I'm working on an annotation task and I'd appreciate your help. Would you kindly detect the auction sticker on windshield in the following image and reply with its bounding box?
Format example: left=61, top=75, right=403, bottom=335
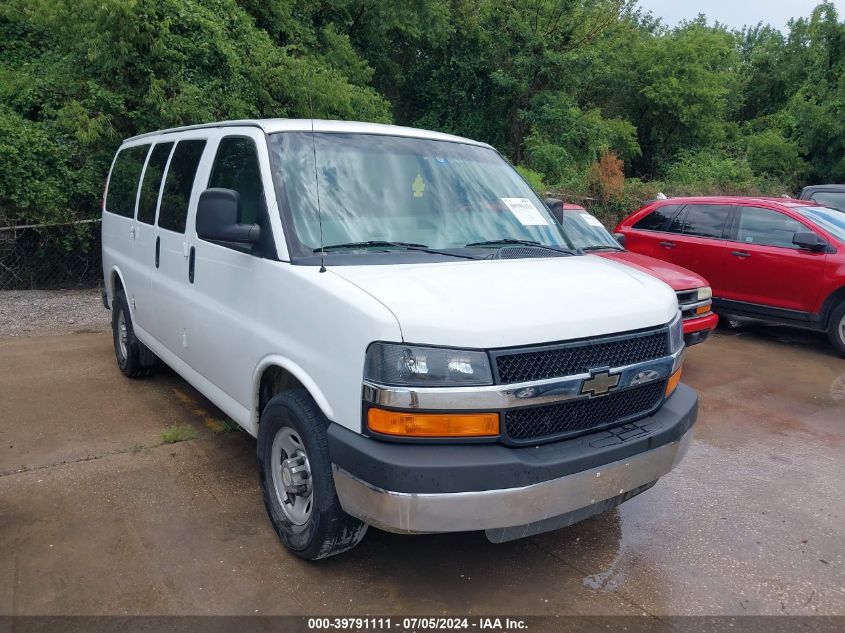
left=580, top=212, right=604, bottom=227
left=501, top=198, right=549, bottom=226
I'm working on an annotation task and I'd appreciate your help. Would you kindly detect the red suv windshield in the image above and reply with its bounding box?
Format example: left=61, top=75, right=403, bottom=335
left=795, top=206, right=845, bottom=242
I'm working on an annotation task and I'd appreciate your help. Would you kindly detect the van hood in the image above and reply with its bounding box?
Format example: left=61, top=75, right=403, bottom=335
left=329, top=256, right=678, bottom=349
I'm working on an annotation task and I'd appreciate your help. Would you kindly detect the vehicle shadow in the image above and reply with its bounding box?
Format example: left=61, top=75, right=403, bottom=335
left=712, top=317, right=839, bottom=359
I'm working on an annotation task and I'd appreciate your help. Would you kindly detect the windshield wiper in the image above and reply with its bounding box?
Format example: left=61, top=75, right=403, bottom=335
left=581, top=245, right=623, bottom=252
left=317, top=240, right=427, bottom=251
left=464, top=239, right=580, bottom=255
left=315, top=241, right=479, bottom=260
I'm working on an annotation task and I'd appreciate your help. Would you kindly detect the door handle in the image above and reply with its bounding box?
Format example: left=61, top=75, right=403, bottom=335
left=731, top=250, right=751, bottom=258
left=659, top=241, right=676, bottom=248
left=188, top=246, right=196, bottom=283
left=155, top=236, right=160, bottom=268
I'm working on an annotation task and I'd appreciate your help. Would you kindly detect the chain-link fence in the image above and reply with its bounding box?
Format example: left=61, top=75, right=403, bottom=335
left=0, top=220, right=102, bottom=290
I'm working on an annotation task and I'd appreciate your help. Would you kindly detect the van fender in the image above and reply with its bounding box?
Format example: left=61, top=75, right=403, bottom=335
left=251, top=355, right=335, bottom=428
left=107, top=266, right=131, bottom=316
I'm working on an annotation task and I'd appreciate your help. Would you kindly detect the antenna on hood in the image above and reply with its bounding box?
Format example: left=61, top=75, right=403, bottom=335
left=307, top=79, right=327, bottom=273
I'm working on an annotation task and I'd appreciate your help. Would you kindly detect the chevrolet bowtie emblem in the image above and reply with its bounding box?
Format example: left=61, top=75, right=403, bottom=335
left=580, top=370, right=620, bottom=397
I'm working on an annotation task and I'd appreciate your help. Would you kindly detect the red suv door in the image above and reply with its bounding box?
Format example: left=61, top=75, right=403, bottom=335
left=621, top=203, right=683, bottom=259
left=658, top=204, right=734, bottom=292
left=720, top=205, right=827, bottom=312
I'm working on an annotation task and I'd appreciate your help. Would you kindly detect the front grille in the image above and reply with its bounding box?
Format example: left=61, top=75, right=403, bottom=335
left=675, top=289, right=698, bottom=305
left=494, top=329, right=668, bottom=384
left=505, top=380, right=666, bottom=443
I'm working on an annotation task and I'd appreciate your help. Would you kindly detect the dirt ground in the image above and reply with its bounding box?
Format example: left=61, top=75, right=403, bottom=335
left=1, top=313, right=844, bottom=617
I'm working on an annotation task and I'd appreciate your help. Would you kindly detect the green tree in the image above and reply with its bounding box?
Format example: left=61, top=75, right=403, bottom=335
left=0, top=0, right=390, bottom=225
left=632, top=18, right=741, bottom=174
left=782, top=3, right=845, bottom=182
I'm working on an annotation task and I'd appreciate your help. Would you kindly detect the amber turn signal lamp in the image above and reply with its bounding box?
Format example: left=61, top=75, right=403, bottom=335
left=695, top=303, right=712, bottom=315
left=665, top=367, right=683, bottom=397
left=367, top=408, right=499, bottom=437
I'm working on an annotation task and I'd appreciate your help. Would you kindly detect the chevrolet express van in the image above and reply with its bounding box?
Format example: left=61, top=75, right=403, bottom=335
left=101, top=119, right=698, bottom=559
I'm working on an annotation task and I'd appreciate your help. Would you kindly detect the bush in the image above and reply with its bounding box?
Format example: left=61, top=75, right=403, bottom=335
left=663, top=149, right=755, bottom=191
left=515, top=165, right=547, bottom=195
left=746, top=129, right=809, bottom=189
left=587, top=151, right=625, bottom=203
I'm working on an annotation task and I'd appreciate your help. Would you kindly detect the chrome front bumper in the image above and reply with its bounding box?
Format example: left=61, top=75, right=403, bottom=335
left=332, top=426, right=693, bottom=535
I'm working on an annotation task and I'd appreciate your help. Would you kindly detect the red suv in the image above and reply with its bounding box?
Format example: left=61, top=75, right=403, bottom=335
left=615, top=196, right=845, bottom=355
left=546, top=200, right=718, bottom=345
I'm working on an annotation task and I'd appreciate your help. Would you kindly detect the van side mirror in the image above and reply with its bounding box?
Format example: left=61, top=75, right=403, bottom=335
left=196, top=188, right=261, bottom=245
left=613, top=232, right=626, bottom=247
left=792, top=231, right=827, bottom=252
left=544, top=198, right=564, bottom=225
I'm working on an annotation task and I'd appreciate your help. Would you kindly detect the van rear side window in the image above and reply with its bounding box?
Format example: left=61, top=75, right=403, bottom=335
left=137, top=142, right=174, bottom=225
left=158, top=139, right=207, bottom=233
left=106, top=145, right=149, bottom=218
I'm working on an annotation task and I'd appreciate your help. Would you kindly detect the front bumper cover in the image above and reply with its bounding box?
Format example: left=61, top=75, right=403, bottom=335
left=329, top=384, right=698, bottom=535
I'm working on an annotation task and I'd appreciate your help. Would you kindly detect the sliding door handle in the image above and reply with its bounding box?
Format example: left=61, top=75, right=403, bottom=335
left=155, top=236, right=160, bottom=268
left=188, top=246, right=196, bottom=283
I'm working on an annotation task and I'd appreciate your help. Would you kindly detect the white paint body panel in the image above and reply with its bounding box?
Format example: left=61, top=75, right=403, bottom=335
left=103, top=119, right=678, bottom=438
left=332, top=256, right=677, bottom=349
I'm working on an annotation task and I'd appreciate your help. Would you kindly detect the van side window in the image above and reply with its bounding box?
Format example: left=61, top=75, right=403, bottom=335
left=207, top=137, right=265, bottom=225
left=632, top=205, right=679, bottom=232
left=737, top=207, right=804, bottom=248
left=137, top=142, right=174, bottom=225
left=105, top=145, right=149, bottom=218
left=158, top=139, right=207, bottom=233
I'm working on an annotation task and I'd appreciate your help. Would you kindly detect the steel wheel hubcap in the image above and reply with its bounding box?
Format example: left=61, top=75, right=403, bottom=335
left=117, top=309, right=128, bottom=360
left=271, top=427, right=314, bottom=525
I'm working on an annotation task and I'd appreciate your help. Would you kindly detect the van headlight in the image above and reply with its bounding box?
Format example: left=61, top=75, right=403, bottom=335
left=665, top=312, right=685, bottom=398
left=364, top=343, right=493, bottom=387
left=668, top=312, right=684, bottom=354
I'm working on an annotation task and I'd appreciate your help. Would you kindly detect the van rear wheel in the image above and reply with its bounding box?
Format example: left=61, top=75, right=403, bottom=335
left=111, top=290, right=157, bottom=377
left=257, top=389, right=367, bottom=560
left=829, top=302, right=845, bottom=357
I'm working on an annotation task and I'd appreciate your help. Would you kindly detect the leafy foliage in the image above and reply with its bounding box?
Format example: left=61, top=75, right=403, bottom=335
left=1, top=0, right=844, bottom=228
left=0, top=0, right=389, bottom=225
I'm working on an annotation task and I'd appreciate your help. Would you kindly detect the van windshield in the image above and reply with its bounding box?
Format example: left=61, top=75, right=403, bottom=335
left=268, top=132, right=573, bottom=261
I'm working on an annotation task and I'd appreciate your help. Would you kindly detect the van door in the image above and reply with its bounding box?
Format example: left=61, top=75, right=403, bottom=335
left=183, top=131, right=277, bottom=413
left=102, top=143, right=148, bottom=308
left=151, top=137, right=208, bottom=361
left=131, top=141, right=174, bottom=335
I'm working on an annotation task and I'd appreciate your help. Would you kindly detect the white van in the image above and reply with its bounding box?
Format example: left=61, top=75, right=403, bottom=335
left=101, top=119, right=697, bottom=559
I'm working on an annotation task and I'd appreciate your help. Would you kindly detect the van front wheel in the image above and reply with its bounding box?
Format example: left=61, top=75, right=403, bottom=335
left=257, top=389, right=367, bottom=560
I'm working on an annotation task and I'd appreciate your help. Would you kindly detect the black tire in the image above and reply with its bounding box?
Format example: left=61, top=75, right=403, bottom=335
left=257, top=389, right=367, bottom=560
left=828, top=302, right=845, bottom=357
left=111, top=290, right=157, bottom=378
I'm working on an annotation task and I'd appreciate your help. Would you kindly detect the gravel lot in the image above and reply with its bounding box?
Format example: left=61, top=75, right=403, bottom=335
left=0, top=289, right=109, bottom=338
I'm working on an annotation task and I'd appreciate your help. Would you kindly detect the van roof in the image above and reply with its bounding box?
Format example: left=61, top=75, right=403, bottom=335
left=123, top=119, right=492, bottom=148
